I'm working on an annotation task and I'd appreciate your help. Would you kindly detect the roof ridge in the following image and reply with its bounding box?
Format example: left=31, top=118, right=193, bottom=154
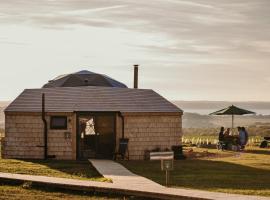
left=25, top=86, right=155, bottom=92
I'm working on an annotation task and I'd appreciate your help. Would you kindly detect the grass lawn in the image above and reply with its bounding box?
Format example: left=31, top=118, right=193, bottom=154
left=0, top=181, right=151, bottom=200
left=120, top=147, right=270, bottom=197
left=0, top=184, right=120, bottom=200
left=0, top=159, right=110, bottom=182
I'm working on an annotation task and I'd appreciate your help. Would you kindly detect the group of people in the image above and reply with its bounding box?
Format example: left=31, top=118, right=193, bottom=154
left=218, top=126, right=249, bottom=150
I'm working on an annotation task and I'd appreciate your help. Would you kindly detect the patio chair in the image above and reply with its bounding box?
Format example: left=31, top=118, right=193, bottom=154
left=114, top=138, right=129, bottom=160
left=216, top=141, right=226, bottom=151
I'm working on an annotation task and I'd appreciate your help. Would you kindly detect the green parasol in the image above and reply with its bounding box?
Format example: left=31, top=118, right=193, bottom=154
left=210, top=105, right=255, bottom=133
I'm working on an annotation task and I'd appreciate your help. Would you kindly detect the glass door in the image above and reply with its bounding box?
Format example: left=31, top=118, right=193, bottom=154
left=77, top=113, right=116, bottom=159
left=78, top=115, right=97, bottom=159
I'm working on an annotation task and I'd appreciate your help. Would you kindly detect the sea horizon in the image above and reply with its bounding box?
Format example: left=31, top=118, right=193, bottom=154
left=183, top=109, right=270, bottom=116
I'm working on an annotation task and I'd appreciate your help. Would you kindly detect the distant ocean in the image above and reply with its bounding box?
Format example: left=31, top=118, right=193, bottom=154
left=183, top=109, right=270, bottom=115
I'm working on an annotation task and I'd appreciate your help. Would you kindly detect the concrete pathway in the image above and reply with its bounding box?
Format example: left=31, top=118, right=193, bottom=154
left=89, top=159, right=161, bottom=189
left=89, top=159, right=270, bottom=200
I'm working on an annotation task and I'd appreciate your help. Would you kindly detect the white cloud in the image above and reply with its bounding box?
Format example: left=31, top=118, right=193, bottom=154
left=0, top=0, right=270, bottom=101
left=58, top=5, right=127, bottom=15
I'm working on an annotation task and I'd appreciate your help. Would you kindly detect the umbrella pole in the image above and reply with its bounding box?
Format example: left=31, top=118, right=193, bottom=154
left=232, top=114, right=234, bottom=135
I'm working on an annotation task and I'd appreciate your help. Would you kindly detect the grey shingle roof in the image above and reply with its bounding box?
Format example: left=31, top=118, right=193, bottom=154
left=43, top=70, right=127, bottom=88
left=5, top=86, right=182, bottom=113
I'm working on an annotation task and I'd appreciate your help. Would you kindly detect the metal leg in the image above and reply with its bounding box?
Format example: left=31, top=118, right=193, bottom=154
left=166, top=170, right=168, bottom=187
left=232, top=114, right=234, bottom=135
left=166, top=170, right=169, bottom=187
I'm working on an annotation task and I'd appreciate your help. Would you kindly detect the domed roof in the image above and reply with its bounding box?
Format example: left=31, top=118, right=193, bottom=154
left=42, top=70, right=127, bottom=88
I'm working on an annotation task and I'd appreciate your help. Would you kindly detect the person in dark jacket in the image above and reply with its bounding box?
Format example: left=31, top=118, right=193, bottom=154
left=238, top=127, right=246, bottom=150
left=242, top=127, right=249, bottom=147
left=219, top=127, right=225, bottom=141
left=218, top=127, right=225, bottom=150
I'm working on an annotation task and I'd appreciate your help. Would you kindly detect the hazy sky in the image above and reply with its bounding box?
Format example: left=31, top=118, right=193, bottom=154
left=1, top=0, right=270, bottom=101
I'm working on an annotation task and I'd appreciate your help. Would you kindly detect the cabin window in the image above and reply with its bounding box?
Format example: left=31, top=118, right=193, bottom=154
left=50, top=116, right=67, bottom=130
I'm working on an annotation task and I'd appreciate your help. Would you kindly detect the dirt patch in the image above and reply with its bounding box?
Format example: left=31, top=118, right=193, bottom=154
left=183, top=148, right=233, bottom=159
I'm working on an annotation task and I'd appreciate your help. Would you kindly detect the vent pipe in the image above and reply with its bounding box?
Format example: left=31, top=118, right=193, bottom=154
left=134, top=64, right=139, bottom=89
left=42, top=93, right=48, bottom=160
left=41, top=94, right=55, bottom=159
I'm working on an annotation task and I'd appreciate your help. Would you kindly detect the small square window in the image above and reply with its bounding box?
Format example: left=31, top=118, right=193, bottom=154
left=50, top=116, right=67, bottom=130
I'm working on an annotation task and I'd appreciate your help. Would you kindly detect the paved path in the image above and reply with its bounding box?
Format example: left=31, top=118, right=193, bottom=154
left=89, top=159, right=270, bottom=200
left=89, top=159, right=161, bottom=190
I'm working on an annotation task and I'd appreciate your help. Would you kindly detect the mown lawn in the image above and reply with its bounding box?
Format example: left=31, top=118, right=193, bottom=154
left=0, top=159, right=110, bottom=182
left=0, top=184, right=116, bottom=200
left=120, top=147, right=270, bottom=197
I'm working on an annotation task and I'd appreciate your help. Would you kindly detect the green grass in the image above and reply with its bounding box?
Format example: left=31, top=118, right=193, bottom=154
left=0, top=184, right=120, bottom=200
left=120, top=147, right=270, bottom=197
left=0, top=159, right=110, bottom=182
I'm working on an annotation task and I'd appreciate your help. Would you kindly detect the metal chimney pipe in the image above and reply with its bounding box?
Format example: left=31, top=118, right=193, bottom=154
left=134, top=64, right=139, bottom=89
left=42, top=93, right=48, bottom=160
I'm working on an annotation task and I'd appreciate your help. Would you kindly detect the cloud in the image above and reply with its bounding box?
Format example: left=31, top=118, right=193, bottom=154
left=166, top=0, right=214, bottom=9
left=58, top=5, right=127, bottom=15
left=1, top=1, right=270, bottom=60
left=0, top=0, right=270, bottom=101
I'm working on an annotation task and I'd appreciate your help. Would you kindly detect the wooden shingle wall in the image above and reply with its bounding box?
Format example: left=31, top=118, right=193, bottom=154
left=116, top=113, right=182, bottom=160
left=3, top=115, right=44, bottom=159
left=2, top=113, right=75, bottom=160
left=3, top=112, right=182, bottom=160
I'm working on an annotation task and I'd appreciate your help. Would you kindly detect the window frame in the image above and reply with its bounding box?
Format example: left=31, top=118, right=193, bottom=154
left=50, top=116, right=68, bottom=130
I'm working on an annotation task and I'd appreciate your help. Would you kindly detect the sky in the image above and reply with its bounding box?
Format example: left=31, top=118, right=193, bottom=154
left=0, top=0, right=270, bottom=102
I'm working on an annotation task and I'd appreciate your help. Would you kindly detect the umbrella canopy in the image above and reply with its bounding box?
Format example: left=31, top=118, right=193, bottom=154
left=210, top=105, right=255, bottom=134
left=43, top=70, right=127, bottom=88
left=210, top=105, right=255, bottom=115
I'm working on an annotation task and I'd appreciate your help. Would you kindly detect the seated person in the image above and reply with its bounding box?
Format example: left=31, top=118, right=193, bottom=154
left=239, top=127, right=248, bottom=150
left=222, top=128, right=234, bottom=150
left=218, top=127, right=227, bottom=150
left=218, top=127, right=225, bottom=141
left=224, top=128, right=231, bottom=137
left=242, top=127, right=249, bottom=145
